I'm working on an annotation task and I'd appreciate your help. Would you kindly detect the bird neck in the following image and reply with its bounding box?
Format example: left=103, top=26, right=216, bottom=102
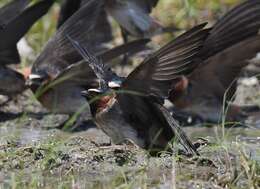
left=90, top=92, right=116, bottom=115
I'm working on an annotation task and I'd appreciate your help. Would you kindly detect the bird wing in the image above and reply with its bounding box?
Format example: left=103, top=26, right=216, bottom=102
left=193, top=35, right=260, bottom=102
left=201, top=0, right=260, bottom=59
left=121, top=23, right=209, bottom=99
left=59, top=0, right=113, bottom=42
left=53, top=37, right=150, bottom=89
left=0, top=46, right=20, bottom=65
left=187, top=0, right=260, bottom=101
left=0, top=0, right=29, bottom=27
left=56, top=0, right=81, bottom=28
left=90, top=6, right=113, bottom=44
left=32, top=0, right=104, bottom=77
left=0, top=0, right=54, bottom=65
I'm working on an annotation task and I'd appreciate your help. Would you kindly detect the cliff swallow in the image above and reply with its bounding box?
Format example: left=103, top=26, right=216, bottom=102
left=169, top=0, right=260, bottom=125
left=69, top=23, right=210, bottom=154
left=28, top=0, right=150, bottom=130
left=0, top=0, right=54, bottom=104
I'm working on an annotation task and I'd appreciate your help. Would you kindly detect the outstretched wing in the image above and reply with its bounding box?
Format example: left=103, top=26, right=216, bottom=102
left=202, top=0, right=260, bottom=59
left=32, top=0, right=103, bottom=77
left=122, top=23, right=210, bottom=98
left=191, top=35, right=260, bottom=102
left=188, top=0, right=260, bottom=102
left=57, top=0, right=113, bottom=43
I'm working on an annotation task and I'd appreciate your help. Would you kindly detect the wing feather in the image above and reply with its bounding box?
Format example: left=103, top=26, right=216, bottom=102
left=32, top=0, right=103, bottom=76
left=0, top=0, right=29, bottom=26
left=122, top=23, right=210, bottom=98
left=202, top=0, right=260, bottom=58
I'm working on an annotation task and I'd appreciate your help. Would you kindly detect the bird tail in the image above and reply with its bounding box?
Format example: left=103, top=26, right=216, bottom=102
left=157, top=104, right=199, bottom=156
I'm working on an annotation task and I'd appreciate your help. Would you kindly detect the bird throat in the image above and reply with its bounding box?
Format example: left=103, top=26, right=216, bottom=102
left=96, top=94, right=115, bottom=114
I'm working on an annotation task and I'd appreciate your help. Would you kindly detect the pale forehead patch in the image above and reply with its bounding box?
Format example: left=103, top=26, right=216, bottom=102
left=28, top=74, right=42, bottom=80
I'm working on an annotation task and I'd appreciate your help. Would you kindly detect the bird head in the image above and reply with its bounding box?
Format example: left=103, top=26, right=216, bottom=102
left=26, top=70, right=50, bottom=92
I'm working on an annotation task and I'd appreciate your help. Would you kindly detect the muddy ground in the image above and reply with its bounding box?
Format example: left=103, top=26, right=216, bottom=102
left=0, top=78, right=259, bottom=189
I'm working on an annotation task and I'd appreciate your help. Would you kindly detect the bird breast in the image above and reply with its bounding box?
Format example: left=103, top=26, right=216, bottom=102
left=95, top=97, right=145, bottom=148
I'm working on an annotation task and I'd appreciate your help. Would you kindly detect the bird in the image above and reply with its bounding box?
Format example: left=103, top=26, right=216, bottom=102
left=68, top=23, right=210, bottom=155
left=0, top=0, right=54, bottom=106
left=28, top=0, right=150, bottom=130
left=168, top=0, right=260, bottom=125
